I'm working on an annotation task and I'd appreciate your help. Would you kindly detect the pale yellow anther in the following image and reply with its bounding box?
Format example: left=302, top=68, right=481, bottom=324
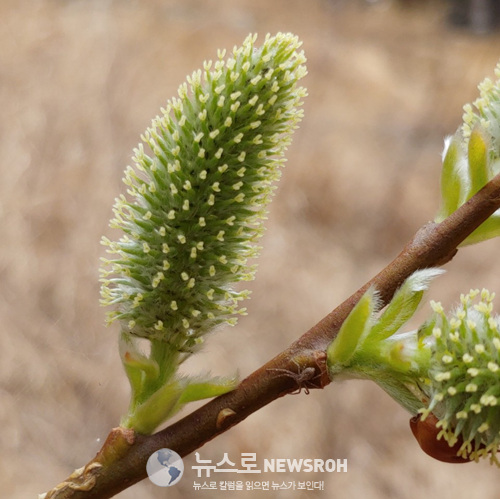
left=251, top=75, right=262, bottom=86
left=435, top=372, right=451, bottom=382
left=152, top=272, right=165, bottom=288
left=430, top=300, right=444, bottom=314
left=463, top=353, right=474, bottom=363
left=475, top=344, right=485, bottom=354
left=488, top=362, right=499, bottom=372
left=471, top=403, right=482, bottom=414
left=132, top=293, right=144, bottom=307
left=267, top=95, right=277, bottom=106
left=478, top=423, right=490, bottom=433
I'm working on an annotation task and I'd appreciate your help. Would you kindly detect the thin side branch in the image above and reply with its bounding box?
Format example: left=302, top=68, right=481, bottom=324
left=43, top=173, right=500, bottom=499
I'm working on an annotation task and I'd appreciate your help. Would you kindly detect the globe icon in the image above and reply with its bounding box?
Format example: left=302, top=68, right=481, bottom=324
left=146, top=448, right=184, bottom=486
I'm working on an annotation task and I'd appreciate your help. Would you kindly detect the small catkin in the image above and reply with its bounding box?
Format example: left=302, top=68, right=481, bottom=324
left=419, top=289, right=500, bottom=464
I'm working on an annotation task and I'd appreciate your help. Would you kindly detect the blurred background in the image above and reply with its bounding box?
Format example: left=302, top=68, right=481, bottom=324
left=2, top=0, right=500, bottom=497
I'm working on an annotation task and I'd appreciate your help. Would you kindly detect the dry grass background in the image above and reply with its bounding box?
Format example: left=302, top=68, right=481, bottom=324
left=2, top=0, right=500, bottom=497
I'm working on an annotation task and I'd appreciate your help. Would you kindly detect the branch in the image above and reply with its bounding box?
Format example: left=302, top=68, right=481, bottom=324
left=43, top=173, right=500, bottom=499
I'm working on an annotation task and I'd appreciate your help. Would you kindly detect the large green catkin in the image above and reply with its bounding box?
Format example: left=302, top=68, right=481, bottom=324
left=100, top=33, right=307, bottom=353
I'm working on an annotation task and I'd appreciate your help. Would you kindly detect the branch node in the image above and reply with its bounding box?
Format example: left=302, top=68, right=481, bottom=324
left=216, top=407, right=237, bottom=429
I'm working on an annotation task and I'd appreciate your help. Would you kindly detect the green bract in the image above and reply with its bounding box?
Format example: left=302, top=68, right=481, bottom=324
left=100, top=33, right=307, bottom=433
left=436, top=61, right=500, bottom=245
left=327, top=272, right=500, bottom=465
left=327, top=269, right=443, bottom=414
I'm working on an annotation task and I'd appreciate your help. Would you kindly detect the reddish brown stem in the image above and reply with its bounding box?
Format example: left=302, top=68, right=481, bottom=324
left=43, top=173, right=500, bottom=499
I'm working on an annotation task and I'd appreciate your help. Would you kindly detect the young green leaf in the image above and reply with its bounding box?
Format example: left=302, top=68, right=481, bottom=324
left=327, top=288, right=377, bottom=371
